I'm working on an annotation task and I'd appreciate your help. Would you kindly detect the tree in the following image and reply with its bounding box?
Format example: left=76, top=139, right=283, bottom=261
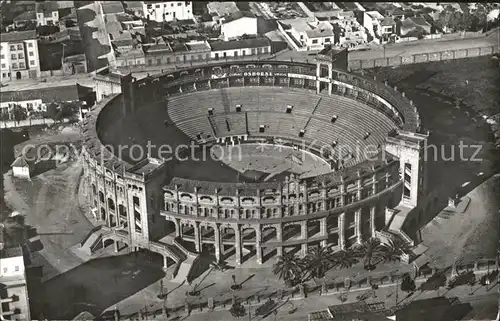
left=273, top=252, right=305, bottom=286
left=358, top=238, right=385, bottom=270
left=303, top=245, right=332, bottom=281
left=1, top=215, right=28, bottom=247
left=400, top=273, right=416, bottom=293
left=12, top=105, right=27, bottom=123
left=331, top=248, right=359, bottom=270
left=380, top=238, right=409, bottom=263
left=229, top=301, right=246, bottom=318
left=45, top=102, right=59, bottom=119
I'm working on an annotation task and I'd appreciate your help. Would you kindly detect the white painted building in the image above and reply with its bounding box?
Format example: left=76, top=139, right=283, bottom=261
left=278, top=18, right=335, bottom=51
left=36, top=1, right=60, bottom=26
left=363, top=11, right=385, bottom=37
left=143, top=1, right=194, bottom=22
left=0, top=247, right=31, bottom=320
left=0, top=98, right=44, bottom=112
left=209, top=37, right=271, bottom=59
left=0, top=30, right=41, bottom=82
left=220, top=11, right=258, bottom=41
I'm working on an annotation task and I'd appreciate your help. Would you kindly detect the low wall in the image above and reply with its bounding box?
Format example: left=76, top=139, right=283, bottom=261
left=0, top=117, right=70, bottom=129
left=349, top=45, right=499, bottom=70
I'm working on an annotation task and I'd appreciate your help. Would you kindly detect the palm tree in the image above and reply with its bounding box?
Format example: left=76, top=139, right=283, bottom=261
left=380, top=237, right=410, bottom=263
left=303, top=245, right=333, bottom=282
left=331, top=249, right=359, bottom=270
left=359, top=238, right=385, bottom=270
left=273, top=252, right=305, bottom=286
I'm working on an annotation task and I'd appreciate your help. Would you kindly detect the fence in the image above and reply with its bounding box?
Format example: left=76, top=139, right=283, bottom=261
left=0, top=117, right=70, bottom=129
left=349, top=45, right=500, bottom=70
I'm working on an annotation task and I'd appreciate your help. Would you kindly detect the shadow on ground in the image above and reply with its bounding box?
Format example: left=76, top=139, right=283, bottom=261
left=29, top=252, right=165, bottom=320
left=76, top=7, right=111, bottom=72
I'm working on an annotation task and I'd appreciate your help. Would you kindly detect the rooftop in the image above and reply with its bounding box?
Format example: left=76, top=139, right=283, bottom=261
left=0, top=246, right=23, bottom=259
left=366, top=10, right=384, bottom=20
left=124, top=1, right=143, bottom=9
left=128, top=158, right=164, bottom=176
left=0, top=30, right=37, bottom=43
left=209, top=37, right=270, bottom=51
left=0, top=85, right=80, bottom=103
left=223, top=10, right=256, bottom=24
left=410, top=16, right=431, bottom=27
left=380, top=16, right=396, bottom=26
left=101, top=1, right=124, bottom=15
left=280, top=18, right=334, bottom=38
left=13, top=11, right=36, bottom=22
left=35, top=1, right=59, bottom=13
left=207, top=2, right=240, bottom=16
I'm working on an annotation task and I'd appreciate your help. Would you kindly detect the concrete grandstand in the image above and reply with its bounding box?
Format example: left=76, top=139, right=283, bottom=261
left=80, top=46, right=429, bottom=283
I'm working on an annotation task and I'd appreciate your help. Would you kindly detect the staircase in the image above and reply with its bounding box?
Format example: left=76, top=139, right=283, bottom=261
left=80, top=226, right=104, bottom=256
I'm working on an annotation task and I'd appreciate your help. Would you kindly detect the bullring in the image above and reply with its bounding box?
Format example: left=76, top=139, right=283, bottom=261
left=82, top=48, right=428, bottom=278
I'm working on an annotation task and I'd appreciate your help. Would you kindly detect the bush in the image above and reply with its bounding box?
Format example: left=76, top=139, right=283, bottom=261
left=401, top=273, right=416, bottom=293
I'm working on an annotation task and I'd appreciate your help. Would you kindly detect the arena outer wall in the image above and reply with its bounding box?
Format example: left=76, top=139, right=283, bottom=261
left=81, top=52, right=429, bottom=273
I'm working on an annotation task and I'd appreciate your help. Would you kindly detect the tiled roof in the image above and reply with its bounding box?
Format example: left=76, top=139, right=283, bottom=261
left=0, top=246, right=23, bottom=259
left=101, top=1, right=124, bottom=15
left=207, top=2, right=240, bottom=16
left=209, top=37, right=270, bottom=51
left=13, top=11, right=36, bottom=22
left=0, top=85, right=80, bottom=103
left=11, top=156, right=30, bottom=168
left=124, top=1, right=143, bottom=9
left=411, top=16, right=431, bottom=26
left=223, top=10, right=256, bottom=24
left=380, top=17, right=395, bottom=26
left=36, top=1, right=59, bottom=14
left=0, top=30, right=37, bottom=43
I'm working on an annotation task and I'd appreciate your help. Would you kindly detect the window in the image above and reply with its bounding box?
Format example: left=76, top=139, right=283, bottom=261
left=234, top=51, right=238, bottom=56
left=0, top=54, right=4, bottom=59
left=157, top=59, right=161, bottom=65
left=1, top=64, right=5, bottom=69
left=171, top=3, right=174, bottom=6
left=30, top=60, right=35, bottom=66
left=17, top=44, right=23, bottom=50
left=11, top=54, right=16, bottom=60
left=156, top=4, right=160, bottom=8
left=10, top=45, right=15, bottom=51
left=177, top=2, right=181, bottom=6
left=312, top=39, right=318, bottom=44
left=147, top=4, right=152, bottom=9
left=15, top=266, right=19, bottom=272
left=18, top=53, right=24, bottom=59
left=263, top=47, right=268, bottom=53
left=12, top=63, right=17, bottom=69
left=166, top=57, right=171, bottom=64
left=19, top=62, right=25, bottom=68
left=29, top=51, right=34, bottom=56
left=28, top=42, right=33, bottom=48
left=148, top=59, right=152, bottom=66
left=3, top=268, right=7, bottom=273
left=325, top=38, right=331, bottom=43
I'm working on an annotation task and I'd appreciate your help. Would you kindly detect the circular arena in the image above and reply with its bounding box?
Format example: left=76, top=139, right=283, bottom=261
left=82, top=50, right=428, bottom=271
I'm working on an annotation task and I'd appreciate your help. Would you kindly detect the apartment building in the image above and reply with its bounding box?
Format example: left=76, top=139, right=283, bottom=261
left=0, top=30, right=41, bottom=82
left=363, top=11, right=396, bottom=42
left=143, top=1, right=194, bottom=22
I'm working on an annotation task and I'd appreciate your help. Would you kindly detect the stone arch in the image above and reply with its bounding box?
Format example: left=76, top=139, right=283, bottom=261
left=283, top=223, right=301, bottom=241
left=262, top=226, right=277, bottom=242
left=103, top=238, right=114, bottom=248
left=107, top=198, right=115, bottom=212
left=241, top=227, right=256, bottom=241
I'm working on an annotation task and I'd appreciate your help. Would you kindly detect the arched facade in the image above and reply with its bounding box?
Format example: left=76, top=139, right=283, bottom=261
left=82, top=57, right=428, bottom=268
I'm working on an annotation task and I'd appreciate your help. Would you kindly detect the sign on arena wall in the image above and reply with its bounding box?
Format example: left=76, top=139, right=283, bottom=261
left=243, top=71, right=275, bottom=77
left=288, top=73, right=316, bottom=80
left=211, top=73, right=228, bottom=79
left=230, top=73, right=243, bottom=77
